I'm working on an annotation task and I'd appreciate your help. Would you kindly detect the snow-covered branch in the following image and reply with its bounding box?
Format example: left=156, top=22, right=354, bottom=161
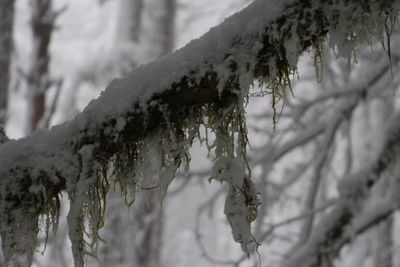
left=1, top=0, right=399, bottom=266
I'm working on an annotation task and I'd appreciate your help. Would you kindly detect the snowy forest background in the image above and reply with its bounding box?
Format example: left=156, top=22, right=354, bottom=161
left=1, top=0, right=400, bottom=267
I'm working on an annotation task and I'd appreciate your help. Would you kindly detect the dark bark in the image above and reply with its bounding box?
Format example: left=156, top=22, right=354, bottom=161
left=132, top=0, right=144, bottom=42
left=0, top=1, right=14, bottom=263
left=0, top=0, right=15, bottom=125
left=26, top=0, right=55, bottom=132
left=161, top=0, right=176, bottom=54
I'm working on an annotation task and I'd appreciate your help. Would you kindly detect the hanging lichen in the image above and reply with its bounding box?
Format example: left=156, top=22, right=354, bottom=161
left=0, top=0, right=399, bottom=266
left=209, top=91, right=260, bottom=254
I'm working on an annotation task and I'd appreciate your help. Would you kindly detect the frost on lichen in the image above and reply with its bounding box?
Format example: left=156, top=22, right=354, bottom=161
left=253, top=0, right=398, bottom=126
left=0, top=0, right=399, bottom=266
left=207, top=88, right=260, bottom=253
left=57, top=80, right=258, bottom=266
left=211, top=130, right=260, bottom=254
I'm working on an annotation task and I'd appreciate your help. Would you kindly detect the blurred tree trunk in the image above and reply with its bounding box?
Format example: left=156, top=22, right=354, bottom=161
left=117, top=0, right=143, bottom=42
left=24, top=0, right=55, bottom=133
left=371, top=99, right=394, bottom=267
left=0, top=1, right=14, bottom=265
left=0, top=0, right=15, bottom=126
left=128, top=3, right=176, bottom=266
left=373, top=218, right=393, bottom=267
left=116, top=0, right=175, bottom=61
left=338, top=84, right=395, bottom=267
left=146, top=0, right=176, bottom=57
left=95, top=1, right=176, bottom=267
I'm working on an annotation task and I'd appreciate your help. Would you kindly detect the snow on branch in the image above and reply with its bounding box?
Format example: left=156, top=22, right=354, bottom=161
left=0, top=0, right=399, bottom=266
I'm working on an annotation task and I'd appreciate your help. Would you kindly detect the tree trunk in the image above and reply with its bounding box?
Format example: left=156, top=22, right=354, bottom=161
left=0, top=1, right=14, bottom=265
left=116, top=0, right=143, bottom=42
left=0, top=0, right=15, bottom=126
left=93, top=1, right=176, bottom=267
left=25, top=0, right=54, bottom=133
left=129, top=2, right=176, bottom=267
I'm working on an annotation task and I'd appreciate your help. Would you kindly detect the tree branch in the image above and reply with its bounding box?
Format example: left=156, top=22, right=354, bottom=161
left=0, top=0, right=399, bottom=266
left=279, top=109, right=400, bottom=267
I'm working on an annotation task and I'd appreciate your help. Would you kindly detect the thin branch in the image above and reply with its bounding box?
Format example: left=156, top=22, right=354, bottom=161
left=279, top=109, right=400, bottom=267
